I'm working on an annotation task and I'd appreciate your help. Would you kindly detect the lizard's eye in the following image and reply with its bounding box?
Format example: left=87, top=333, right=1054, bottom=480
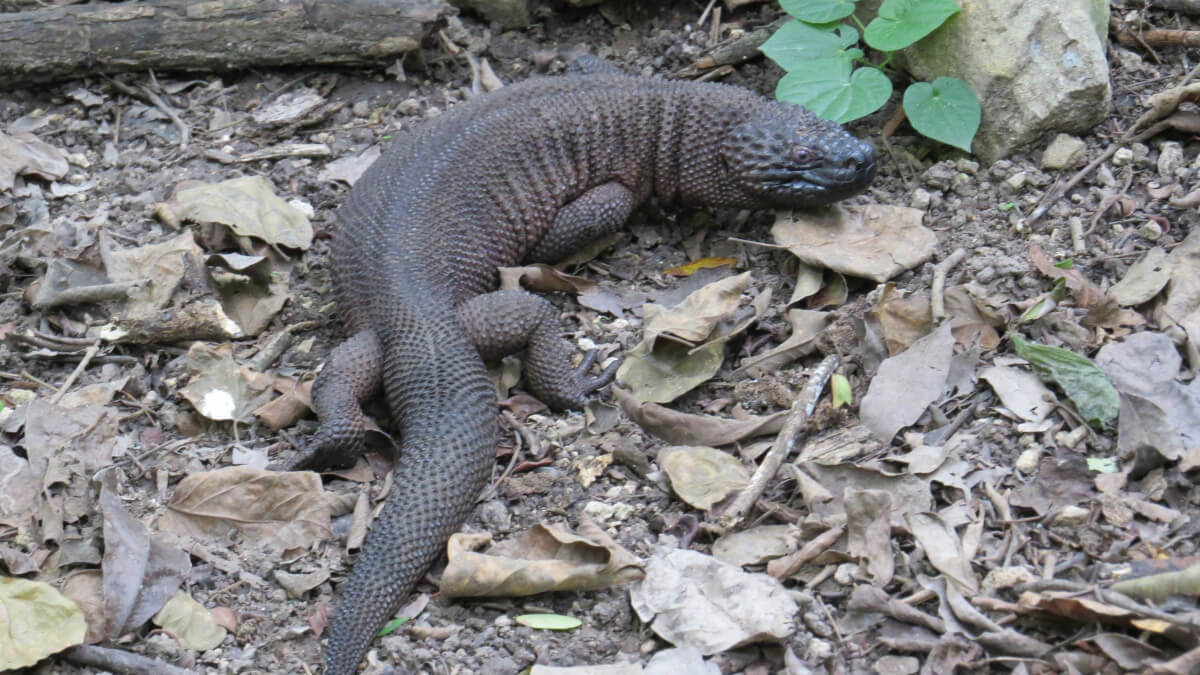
left=791, top=146, right=817, bottom=164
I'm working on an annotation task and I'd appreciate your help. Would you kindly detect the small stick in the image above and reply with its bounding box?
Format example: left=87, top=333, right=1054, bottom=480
left=930, top=248, right=967, bottom=321
left=1029, top=61, right=1200, bottom=224
left=1069, top=216, right=1085, bottom=254
left=63, top=645, right=196, bottom=675
left=31, top=279, right=144, bottom=310
left=717, top=354, right=838, bottom=532
left=106, top=77, right=190, bottom=151
left=49, top=340, right=101, bottom=405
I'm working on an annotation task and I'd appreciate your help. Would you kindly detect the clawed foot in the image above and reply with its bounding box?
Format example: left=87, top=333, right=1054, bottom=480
left=559, top=349, right=621, bottom=408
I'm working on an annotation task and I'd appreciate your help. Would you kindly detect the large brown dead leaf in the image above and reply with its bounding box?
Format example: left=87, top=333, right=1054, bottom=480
left=629, top=548, right=795, bottom=654
left=157, top=466, right=333, bottom=550
left=166, top=176, right=313, bottom=250
left=99, top=472, right=191, bottom=640
left=439, top=517, right=643, bottom=598
left=23, top=402, right=119, bottom=527
left=771, top=204, right=935, bottom=283
left=859, top=322, right=955, bottom=442
left=180, top=343, right=275, bottom=424
left=872, top=284, right=932, bottom=355
left=0, top=130, right=68, bottom=190
left=659, top=446, right=750, bottom=511
left=613, top=386, right=786, bottom=446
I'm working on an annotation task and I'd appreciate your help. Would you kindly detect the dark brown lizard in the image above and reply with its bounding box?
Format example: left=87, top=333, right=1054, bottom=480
left=296, top=59, right=876, bottom=674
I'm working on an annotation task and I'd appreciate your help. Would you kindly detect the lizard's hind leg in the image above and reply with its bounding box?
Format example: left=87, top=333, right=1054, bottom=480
left=292, top=329, right=383, bottom=470
left=458, top=290, right=616, bottom=410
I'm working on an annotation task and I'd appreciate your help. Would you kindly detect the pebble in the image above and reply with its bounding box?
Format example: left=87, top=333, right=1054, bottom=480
left=1015, top=447, right=1041, bottom=474
left=477, top=500, right=511, bottom=532
left=1041, top=133, right=1086, bottom=169
left=1004, top=171, right=1027, bottom=191
left=1111, top=147, right=1134, bottom=167
left=1157, top=141, right=1185, bottom=178
left=1051, top=505, right=1090, bottom=527
left=910, top=188, right=932, bottom=210
left=1140, top=220, right=1164, bottom=241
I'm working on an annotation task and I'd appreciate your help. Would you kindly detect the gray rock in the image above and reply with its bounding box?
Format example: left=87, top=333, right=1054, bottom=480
left=1041, top=133, right=1087, bottom=170
left=904, top=0, right=1110, bottom=163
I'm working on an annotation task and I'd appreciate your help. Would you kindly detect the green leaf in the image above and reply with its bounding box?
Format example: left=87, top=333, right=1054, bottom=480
left=778, top=62, right=891, bottom=123
left=781, top=0, right=856, bottom=23
left=1019, top=279, right=1067, bottom=323
left=0, top=577, right=87, bottom=670
left=864, top=0, right=961, bottom=51
left=831, top=373, right=853, bottom=408
left=902, top=77, right=980, bottom=152
left=760, top=20, right=862, bottom=72
left=1087, top=457, right=1119, bottom=473
left=378, top=615, right=411, bottom=636
left=514, top=613, right=582, bottom=631
left=1010, top=335, right=1119, bottom=428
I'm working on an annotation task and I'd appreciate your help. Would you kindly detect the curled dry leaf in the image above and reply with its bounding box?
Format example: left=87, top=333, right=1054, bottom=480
left=0, top=576, right=86, bottom=670
left=844, top=489, right=895, bottom=586
left=1155, top=228, right=1200, bottom=368
left=659, top=446, right=750, bottom=511
left=208, top=248, right=293, bottom=337
left=498, top=263, right=597, bottom=294
left=872, top=283, right=933, bottom=355
left=1109, top=247, right=1172, bottom=307
left=904, top=512, right=979, bottom=594
left=771, top=204, right=935, bottom=283
left=736, top=308, right=829, bottom=377
left=150, top=591, right=227, bottom=651
left=0, top=130, right=69, bottom=191
left=617, top=272, right=766, bottom=403
left=629, top=548, right=795, bottom=655
left=712, top=525, right=799, bottom=567
left=980, top=365, right=1055, bottom=425
left=318, top=145, right=382, bottom=185
left=166, top=175, right=314, bottom=250
left=439, top=517, right=643, bottom=598
left=613, top=386, right=786, bottom=446
left=156, top=466, right=333, bottom=551
left=253, top=375, right=314, bottom=431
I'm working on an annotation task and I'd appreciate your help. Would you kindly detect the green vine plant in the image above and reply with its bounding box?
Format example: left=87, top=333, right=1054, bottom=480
left=760, top=0, right=981, bottom=153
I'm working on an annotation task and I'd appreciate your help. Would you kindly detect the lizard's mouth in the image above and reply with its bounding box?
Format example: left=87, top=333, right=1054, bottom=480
left=756, top=158, right=877, bottom=204
left=749, top=140, right=877, bottom=206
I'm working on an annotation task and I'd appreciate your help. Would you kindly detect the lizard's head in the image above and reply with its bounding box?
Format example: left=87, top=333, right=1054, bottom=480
left=724, top=102, right=877, bottom=207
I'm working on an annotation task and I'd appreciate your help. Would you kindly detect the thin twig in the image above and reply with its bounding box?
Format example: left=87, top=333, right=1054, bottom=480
left=931, top=248, right=967, bottom=321
left=49, top=340, right=100, bottom=405
left=107, top=76, right=190, bottom=151
left=63, top=645, right=196, bottom=675
left=1028, top=60, right=1200, bottom=224
left=717, top=354, right=838, bottom=532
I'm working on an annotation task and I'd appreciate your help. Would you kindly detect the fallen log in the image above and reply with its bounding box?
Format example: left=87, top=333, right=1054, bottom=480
left=0, top=0, right=449, bottom=84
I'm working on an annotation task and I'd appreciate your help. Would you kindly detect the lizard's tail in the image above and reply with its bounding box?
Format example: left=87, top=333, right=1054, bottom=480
left=322, top=311, right=497, bottom=675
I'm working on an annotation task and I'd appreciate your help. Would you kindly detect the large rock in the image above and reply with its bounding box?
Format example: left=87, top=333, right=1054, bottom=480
left=904, top=0, right=1110, bottom=162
